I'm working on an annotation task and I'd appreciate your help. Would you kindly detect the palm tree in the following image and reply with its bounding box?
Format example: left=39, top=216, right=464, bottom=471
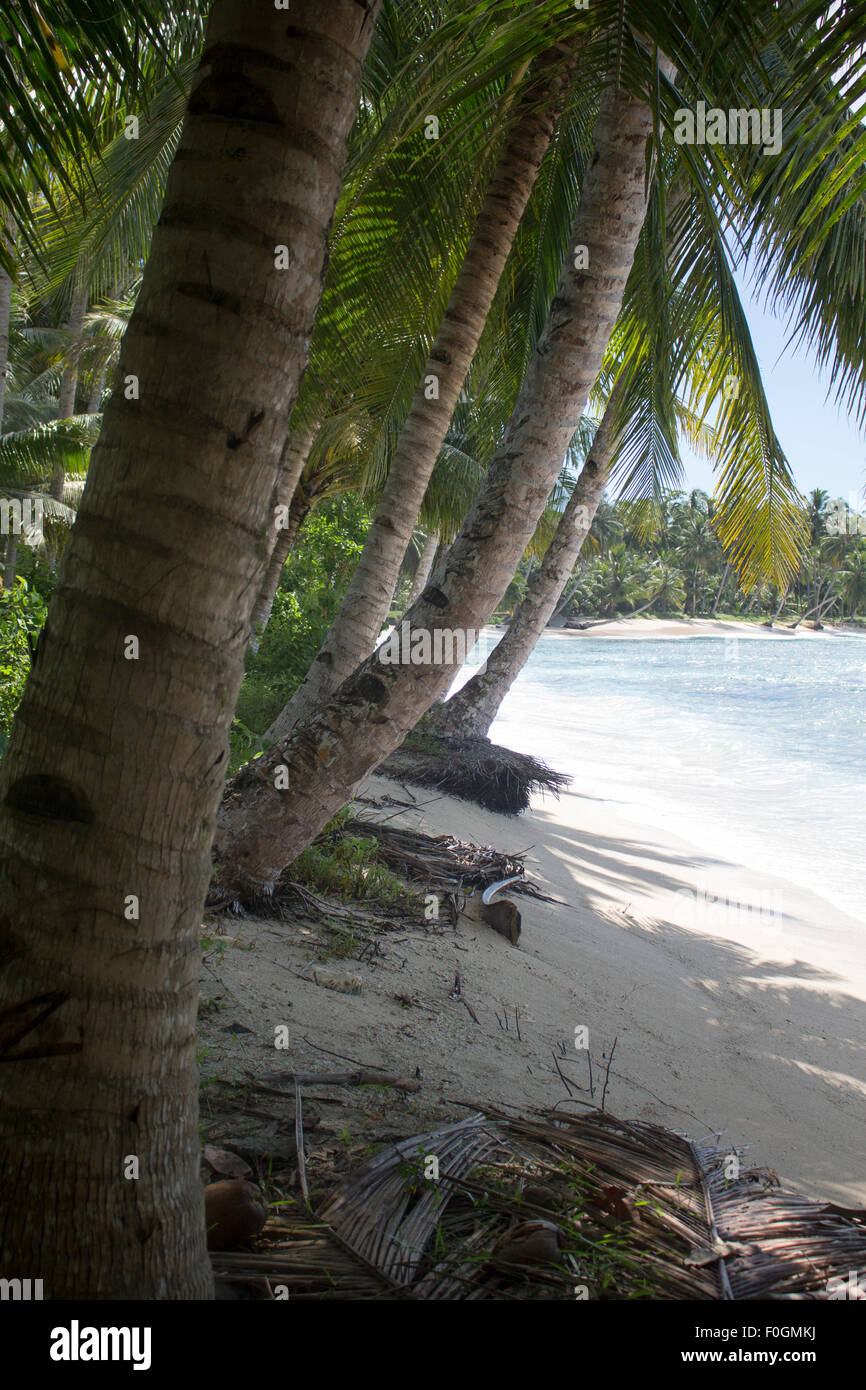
left=587, top=497, right=623, bottom=556
left=643, top=557, right=686, bottom=613
left=265, top=45, right=577, bottom=738
left=0, top=0, right=382, bottom=1300
left=217, top=0, right=866, bottom=889
left=427, top=102, right=819, bottom=741
left=838, top=545, right=866, bottom=617
left=0, top=245, right=11, bottom=428
left=807, top=488, right=830, bottom=545
left=215, top=53, right=669, bottom=897
left=672, top=502, right=720, bottom=615
left=430, top=376, right=627, bottom=738
left=404, top=530, right=442, bottom=609
left=248, top=419, right=321, bottom=647
left=3, top=0, right=864, bottom=1302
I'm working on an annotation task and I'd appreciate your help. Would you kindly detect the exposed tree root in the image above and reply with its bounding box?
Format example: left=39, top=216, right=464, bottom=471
left=378, top=731, right=571, bottom=814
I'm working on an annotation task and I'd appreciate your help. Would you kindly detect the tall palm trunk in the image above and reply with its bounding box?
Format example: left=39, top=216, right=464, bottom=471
left=249, top=421, right=319, bottom=646
left=51, top=285, right=89, bottom=504
left=0, top=236, right=11, bottom=591
left=0, top=0, right=379, bottom=1300
left=2, top=537, right=17, bottom=588
left=215, top=71, right=665, bottom=900
left=711, top=560, right=731, bottom=616
left=57, top=285, right=88, bottom=422
left=405, top=530, right=440, bottom=609
left=86, top=367, right=108, bottom=416
left=431, top=380, right=625, bottom=738
left=266, top=49, right=575, bottom=741
left=0, top=249, right=12, bottom=431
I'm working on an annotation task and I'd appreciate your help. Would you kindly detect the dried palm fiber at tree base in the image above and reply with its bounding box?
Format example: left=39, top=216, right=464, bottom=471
left=214, top=1111, right=866, bottom=1299
left=208, top=811, right=554, bottom=917
left=378, top=732, right=571, bottom=814
left=339, top=818, right=557, bottom=902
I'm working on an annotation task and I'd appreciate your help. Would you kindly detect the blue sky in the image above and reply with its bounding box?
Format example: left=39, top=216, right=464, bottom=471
left=681, top=273, right=866, bottom=507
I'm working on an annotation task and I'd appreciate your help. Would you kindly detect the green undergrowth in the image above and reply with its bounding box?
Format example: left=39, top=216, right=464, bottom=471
left=290, top=809, right=424, bottom=915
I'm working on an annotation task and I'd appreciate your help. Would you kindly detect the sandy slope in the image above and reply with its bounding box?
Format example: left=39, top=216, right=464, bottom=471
left=200, top=771, right=866, bottom=1207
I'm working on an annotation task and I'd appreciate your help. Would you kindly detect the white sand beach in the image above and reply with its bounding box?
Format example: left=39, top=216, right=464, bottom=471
left=535, top=615, right=861, bottom=639
left=202, top=769, right=866, bottom=1208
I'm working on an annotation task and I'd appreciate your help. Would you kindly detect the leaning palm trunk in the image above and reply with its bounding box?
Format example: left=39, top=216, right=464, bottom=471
left=2, top=535, right=17, bottom=588
left=266, top=50, right=574, bottom=741
left=0, top=249, right=12, bottom=430
left=215, top=73, right=663, bottom=900
left=0, top=249, right=10, bottom=588
left=86, top=366, right=108, bottom=416
left=0, top=0, right=379, bottom=1300
left=249, top=421, right=319, bottom=646
left=430, top=380, right=625, bottom=739
left=711, top=560, right=731, bottom=616
left=51, top=286, right=88, bottom=504
left=405, top=530, right=440, bottom=609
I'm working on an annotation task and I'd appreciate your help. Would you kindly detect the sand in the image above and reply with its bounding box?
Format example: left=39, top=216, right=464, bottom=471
left=544, top=615, right=859, bottom=639
left=200, top=766, right=866, bottom=1207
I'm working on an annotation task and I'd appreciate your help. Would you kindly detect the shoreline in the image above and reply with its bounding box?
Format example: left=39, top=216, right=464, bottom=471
left=482, top=615, right=866, bottom=640
left=362, top=771, right=866, bottom=1205
left=203, top=765, right=866, bottom=1211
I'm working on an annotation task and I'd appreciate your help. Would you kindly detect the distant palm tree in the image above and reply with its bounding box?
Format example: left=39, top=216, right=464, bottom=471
left=587, top=497, right=623, bottom=556
left=671, top=508, right=719, bottom=615
left=807, top=487, right=831, bottom=545
left=644, top=558, right=686, bottom=614
left=838, top=545, right=866, bottom=617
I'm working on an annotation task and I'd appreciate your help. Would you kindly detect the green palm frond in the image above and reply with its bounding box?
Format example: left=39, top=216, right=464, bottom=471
left=0, top=416, right=97, bottom=486
left=28, top=60, right=197, bottom=299
left=0, top=1, right=198, bottom=261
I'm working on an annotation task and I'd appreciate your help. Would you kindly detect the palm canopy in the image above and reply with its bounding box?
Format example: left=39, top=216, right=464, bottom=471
left=0, top=1, right=203, bottom=265
left=6, top=0, right=866, bottom=594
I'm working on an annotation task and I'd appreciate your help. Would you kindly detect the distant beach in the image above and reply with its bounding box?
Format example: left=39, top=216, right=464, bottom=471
left=492, top=614, right=866, bottom=639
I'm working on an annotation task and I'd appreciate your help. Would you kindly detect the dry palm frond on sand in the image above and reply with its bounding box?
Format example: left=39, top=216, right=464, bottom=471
left=213, top=1109, right=866, bottom=1300
left=338, top=817, right=557, bottom=902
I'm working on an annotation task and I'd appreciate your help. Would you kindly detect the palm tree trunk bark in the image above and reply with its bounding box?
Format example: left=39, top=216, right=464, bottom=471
left=0, top=0, right=379, bottom=1300
left=265, top=48, right=576, bottom=741
left=51, top=286, right=89, bottom=503
left=711, top=560, right=731, bottom=616
left=0, top=248, right=12, bottom=433
left=405, top=530, right=440, bottom=610
left=57, top=285, right=88, bottom=422
left=215, top=69, right=666, bottom=900
left=431, top=380, right=625, bottom=738
left=86, top=366, right=108, bottom=416
left=2, top=536, right=17, bottom=588
left=248, top=494, right=315, bottom=650
left=249, top=422, right=319, bottom=646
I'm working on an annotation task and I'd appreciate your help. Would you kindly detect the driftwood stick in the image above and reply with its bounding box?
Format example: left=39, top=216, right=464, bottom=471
left=257, top=1068, right=422, bottom=1092
left=552, top=1050, right=577, bottom=1097
left=294, top=1080, right=309, bottom=1207
left=458, top=995, right=480, bottom=1025
left=600, top=1036, right=618, bottom=1112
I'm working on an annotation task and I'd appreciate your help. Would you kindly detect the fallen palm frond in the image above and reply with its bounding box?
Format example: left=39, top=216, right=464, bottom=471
left=339, top=818, right=557, bottom=903
left=378, top=732, right=570, bottom=814
left=214, top=1109, right=866, bottom=1299
left=209, top=811, right=554, bottom=922
left=211, top=1208, right=403, bottom=1300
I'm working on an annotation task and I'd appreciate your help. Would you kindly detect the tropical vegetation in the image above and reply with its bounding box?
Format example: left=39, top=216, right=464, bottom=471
left=0, top=0, right=865, bottom=1301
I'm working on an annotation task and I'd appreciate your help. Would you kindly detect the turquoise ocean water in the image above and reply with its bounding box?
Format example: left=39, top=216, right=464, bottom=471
left=455, top=631, right=866, bottom=920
